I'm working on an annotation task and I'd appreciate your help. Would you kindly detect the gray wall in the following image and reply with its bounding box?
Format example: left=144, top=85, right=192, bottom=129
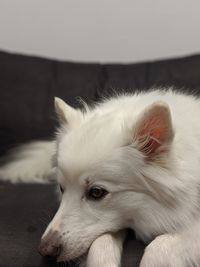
left=0, top=0, right=200, bottom=62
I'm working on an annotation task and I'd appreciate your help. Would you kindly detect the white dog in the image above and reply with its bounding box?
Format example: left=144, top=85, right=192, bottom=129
left=1, top=89, right=200, bottom=267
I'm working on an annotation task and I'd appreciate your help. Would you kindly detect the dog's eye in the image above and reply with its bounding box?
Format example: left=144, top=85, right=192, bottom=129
left=59, top=185, right=64, bottom=193
left=87, top=186, right=108, bottom=200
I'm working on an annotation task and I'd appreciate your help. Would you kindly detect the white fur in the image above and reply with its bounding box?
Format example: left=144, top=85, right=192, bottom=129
left=86, top=230, right=126, bottom=267
left=0, top=141, right=55, bottom=183
left=2, top=89, right=200, bottom=266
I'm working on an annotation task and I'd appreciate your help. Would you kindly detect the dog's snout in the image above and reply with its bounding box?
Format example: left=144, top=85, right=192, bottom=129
left=38, top=242, right=61, bottom=258
left=38, top=231, right=62, bottom=258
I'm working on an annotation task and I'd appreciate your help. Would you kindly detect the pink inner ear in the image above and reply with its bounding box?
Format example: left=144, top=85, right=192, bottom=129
left=135, top=105, right=173, bottom=156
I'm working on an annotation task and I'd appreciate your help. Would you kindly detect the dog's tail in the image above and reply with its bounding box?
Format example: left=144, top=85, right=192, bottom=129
left=0, top=141, right=55, bottom=183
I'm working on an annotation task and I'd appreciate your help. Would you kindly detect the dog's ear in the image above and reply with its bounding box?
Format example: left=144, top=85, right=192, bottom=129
left=133, top=101, right=174, bottom=157
left=54, top=97, right=82, bottom=126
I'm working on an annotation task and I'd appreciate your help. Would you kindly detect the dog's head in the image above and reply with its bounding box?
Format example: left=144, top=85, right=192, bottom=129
left=39, top=96, right=175, bottom=261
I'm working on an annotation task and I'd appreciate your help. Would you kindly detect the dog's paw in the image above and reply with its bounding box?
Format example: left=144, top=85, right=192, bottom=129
left=86, top=252, right=119, bottom=267
left=86, top=233, right=122, bottom=267
left=140, top=234, right=184, bottom=267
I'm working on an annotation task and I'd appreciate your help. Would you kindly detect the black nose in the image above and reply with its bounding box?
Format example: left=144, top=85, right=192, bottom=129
left=38, top=232, right=62, bottom=258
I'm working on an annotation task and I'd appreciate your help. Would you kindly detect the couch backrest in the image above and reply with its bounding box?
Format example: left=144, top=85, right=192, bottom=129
left=1, top=50, right=200, bottom=155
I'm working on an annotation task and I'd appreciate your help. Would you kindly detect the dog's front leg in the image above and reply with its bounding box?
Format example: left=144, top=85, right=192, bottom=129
left=86, top=230, right=127, bottom=267
left=140, top=219, right=200, bottom=267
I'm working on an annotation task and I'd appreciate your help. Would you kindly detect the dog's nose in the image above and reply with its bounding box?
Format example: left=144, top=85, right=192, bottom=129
left=38, top=241, right=61, bottom=258
left=38, top=233, right=62, bottom=258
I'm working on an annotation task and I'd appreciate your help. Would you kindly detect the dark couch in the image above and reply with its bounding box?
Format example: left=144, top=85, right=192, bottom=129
left=0, top=50, right=200, bottom=267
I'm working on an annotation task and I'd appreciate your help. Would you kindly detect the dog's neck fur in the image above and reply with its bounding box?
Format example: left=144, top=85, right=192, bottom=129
left=131, top=156, right=200, bottom=242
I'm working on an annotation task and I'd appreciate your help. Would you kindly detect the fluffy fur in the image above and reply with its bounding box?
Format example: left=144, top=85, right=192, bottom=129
left=2, top=89, right=200, bottom=266
left=0, top=141, right=55, bottom=182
